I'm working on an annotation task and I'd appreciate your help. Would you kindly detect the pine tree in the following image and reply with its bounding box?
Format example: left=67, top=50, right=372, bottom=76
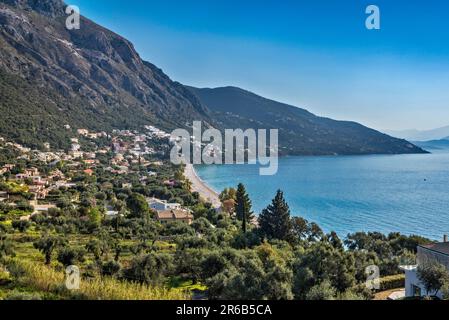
left=258, top=190, right=293, bottom=241
left=235, top=183, right=253, bottom=233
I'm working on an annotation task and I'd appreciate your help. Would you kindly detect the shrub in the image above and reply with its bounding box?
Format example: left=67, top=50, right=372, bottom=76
left=378, top=274, right=405, bottom=291
left=11, top=220, right=31, bottom=232
left=5, top=290, right=42, bottom=300
left=101, top=260, right=121, bottom=277
left=57, top=247, right=86, bottom=267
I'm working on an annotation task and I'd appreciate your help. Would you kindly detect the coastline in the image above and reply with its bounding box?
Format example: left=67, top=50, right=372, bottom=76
left=184, top=164, right=221, bottom=209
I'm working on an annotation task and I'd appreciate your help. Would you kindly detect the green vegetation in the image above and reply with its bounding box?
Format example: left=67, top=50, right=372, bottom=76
left=417, top=262, right=449, bottom=297
left=378, top=274, right=406, bottom=291
left=0, top=129, right=441, bottom=301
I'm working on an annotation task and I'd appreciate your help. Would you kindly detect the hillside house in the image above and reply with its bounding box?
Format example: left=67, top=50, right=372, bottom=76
left=147, top=198, right=181, bottom=211
left=402, top=236, right=449, bottom=299
left=155, top=209, right=194, bottom=225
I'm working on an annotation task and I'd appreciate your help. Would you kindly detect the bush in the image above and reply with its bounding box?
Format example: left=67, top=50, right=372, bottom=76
left=102, top=261, right=121, bottom=277
left=11, top=220, right=31, bottom=232
left=57, top=247, right=86, bottom=267
left=5, top=290, right=42, bottom=300
left=378, top=274, right=405, bottom=291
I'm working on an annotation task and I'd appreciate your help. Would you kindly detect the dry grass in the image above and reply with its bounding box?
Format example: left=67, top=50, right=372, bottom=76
left=5, top=259, right=190, bottom=300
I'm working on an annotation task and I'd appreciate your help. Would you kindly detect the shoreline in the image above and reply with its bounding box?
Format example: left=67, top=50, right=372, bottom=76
left=184, top=164, right=221, bottom=209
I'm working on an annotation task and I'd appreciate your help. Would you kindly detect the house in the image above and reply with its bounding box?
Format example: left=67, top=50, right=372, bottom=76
left=29, top=185, right=50, bottom=200
left=155, top=209, right=194, bottom=225
left=25, top=168, right=40, bottom=177
left=83, top=169, right=94, bottom=176
left=106, top=210, right=120, bottom=218
left=77, top=129, right=89, bottom=136
left=147, top=198, right=181, bottom=211
left=401, top=235, right=449, bottom=299
left=32, top=203, right=57, bottom=215
left=69, top=150, right=84, bottom=159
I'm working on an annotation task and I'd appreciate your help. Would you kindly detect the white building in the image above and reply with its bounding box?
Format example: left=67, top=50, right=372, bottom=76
left=147, top=198, right=181, bottom=212
left=402, top=236, right=449, bottom=299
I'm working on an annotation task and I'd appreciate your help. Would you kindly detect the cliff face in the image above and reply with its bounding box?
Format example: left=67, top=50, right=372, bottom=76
left=0, top=0, right=211, bottom=148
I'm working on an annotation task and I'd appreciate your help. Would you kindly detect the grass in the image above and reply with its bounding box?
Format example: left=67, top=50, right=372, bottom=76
left=2, top=258, right=190, bottom=300
left=169, top=276, right=207, bottom=292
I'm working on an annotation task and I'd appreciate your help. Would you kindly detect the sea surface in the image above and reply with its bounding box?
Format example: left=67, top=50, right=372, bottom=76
left=195, top=150, right=449, bottom=240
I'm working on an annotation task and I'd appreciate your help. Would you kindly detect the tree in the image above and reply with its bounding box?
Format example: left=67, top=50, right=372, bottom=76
left=175, top=248, right=207, bottom=284
left=0, top=235, right=15, bottom=259
left=191, top=217, right=213, bottom=235
left=101, top=260, right=121, bottom=276
left=417, top=262, right=449, bottom=297
left=219, top=188, right=236, bottom=203
left=258, top=190, right=292, bottom=241
left=293, top=242, right=356, bottom=299
left=235, top=184, right=253, bottom=233
left=11, top=220, right=31, bottom=233
left=87, top=207, right=102, bottom=228
left=220, top=188, right=237, bottom=215
left=123, top=252, right=174, bottom=285
left=57, top=247, right=86, bottom=267
left=327, top=231, right=343, bottom=250
left=34, top=234, right=65, bottom=265
left=85, top=239, right=102, bottom=262
left=126, top=193, right=149, bottom=219
left=305, top=280, right=336, bottom=300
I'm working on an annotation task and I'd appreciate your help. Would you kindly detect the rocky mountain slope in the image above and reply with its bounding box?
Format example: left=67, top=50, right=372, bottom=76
left=0, top=0, right=211, bottom=149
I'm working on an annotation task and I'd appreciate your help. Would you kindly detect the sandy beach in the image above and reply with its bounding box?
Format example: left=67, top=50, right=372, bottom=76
left=184, top=164, right=221, bottom=209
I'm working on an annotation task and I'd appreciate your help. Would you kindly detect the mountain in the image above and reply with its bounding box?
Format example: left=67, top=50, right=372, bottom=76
left=386, top=126, right=449, bottom=142
left=0, top=0, right=426, bottom=156
left=188, top=86, right=426, bottom=155
left=413, top=139, right=449, bottom=151
left=0, top=0, right=211, bottom=149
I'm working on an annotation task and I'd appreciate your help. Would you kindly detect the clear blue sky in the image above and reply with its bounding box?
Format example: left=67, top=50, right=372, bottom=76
left=70, top=0, right=449, bottom=131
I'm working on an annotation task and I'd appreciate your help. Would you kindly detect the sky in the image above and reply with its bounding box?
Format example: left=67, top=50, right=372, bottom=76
left=70, top=0, right=449, bottom=131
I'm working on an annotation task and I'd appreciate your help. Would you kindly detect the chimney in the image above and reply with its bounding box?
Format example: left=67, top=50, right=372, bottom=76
left=444, top=235, right=448, bottom=243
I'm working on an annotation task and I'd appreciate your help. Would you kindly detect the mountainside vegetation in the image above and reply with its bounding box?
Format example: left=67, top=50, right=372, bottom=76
left=188, top=86, right=427, bottom=156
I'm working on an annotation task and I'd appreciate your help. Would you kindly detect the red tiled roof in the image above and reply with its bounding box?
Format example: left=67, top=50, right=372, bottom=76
left=156, top=210, right=193, bottom=220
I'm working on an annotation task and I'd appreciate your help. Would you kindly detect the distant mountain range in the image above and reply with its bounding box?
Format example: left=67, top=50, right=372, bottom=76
left=413, top=138, right=449, bottom=151
left=188, top=86, right=426, bottom=155
left=386, top=126, right=449, bottom=142
left=0, top=0, right=427, bottom=155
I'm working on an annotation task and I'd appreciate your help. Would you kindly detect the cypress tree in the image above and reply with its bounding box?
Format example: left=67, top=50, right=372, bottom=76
left=259, top=190, right=292, bottom=241
left=235, top=183, right=253, bottom=233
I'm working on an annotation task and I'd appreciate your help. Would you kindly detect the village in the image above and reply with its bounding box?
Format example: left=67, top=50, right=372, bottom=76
left=0, top=125, right=195, bottom=225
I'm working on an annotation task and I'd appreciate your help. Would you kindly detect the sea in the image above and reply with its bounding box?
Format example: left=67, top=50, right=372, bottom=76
left=195, top=149, right=449, bottom=240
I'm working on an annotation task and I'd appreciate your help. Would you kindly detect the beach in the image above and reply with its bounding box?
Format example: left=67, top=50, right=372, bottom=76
left=184, top=164, right=221, bottom=209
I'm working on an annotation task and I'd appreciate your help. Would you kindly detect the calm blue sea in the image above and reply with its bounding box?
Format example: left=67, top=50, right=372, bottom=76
left=195, top=151, right=449, bottom=240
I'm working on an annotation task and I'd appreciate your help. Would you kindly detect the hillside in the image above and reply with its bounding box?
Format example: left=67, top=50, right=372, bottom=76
left=188, top=86, right=426, bottom=156
left=0, top=0, right=212, bottom=149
